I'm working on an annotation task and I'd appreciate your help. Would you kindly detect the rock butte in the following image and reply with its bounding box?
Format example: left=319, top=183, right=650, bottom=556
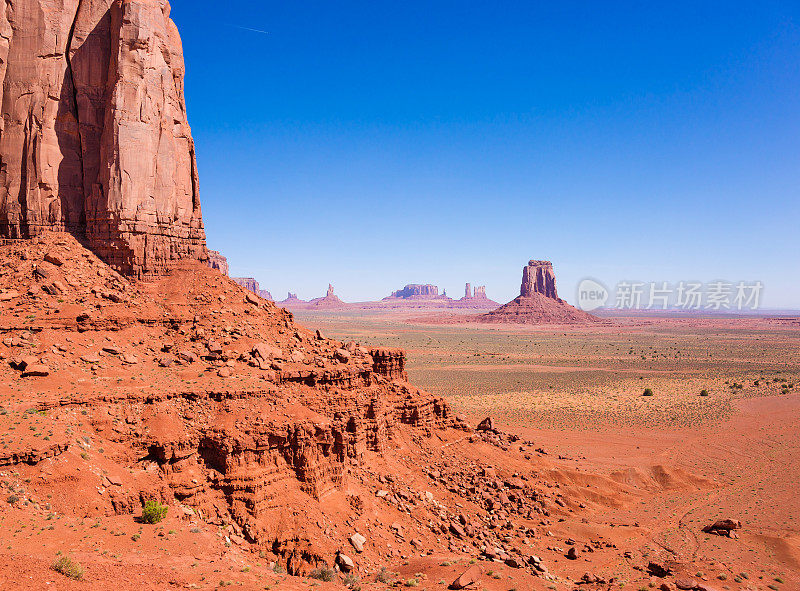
left=480, top=260, right=599, bottom=324
left=232, top=277, right=260, bottom=294
left=283, top=283, right=347, bottom=310
left=0, top=0, right=205, bottom=276
left=207, top=250, right=229, bottom=276
left=386, top=284, right=442, bottom=299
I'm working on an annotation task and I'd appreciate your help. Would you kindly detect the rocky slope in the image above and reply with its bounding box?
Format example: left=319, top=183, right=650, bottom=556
left=0, top=0, right=205, bottom=276
left=0, top=233, right=465, bottom=578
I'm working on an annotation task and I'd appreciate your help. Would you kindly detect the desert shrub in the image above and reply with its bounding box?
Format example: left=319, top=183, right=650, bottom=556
left=376, top=567, right=395, bottom=584
left=52, top=556, right=84, bottom=580
left=141, top=500, right=168, bottom=524
left=642, top=388, right=654, bottom=396
left=272, top=563, right=285, bottom=574
left=404, top=579, right=419, bottom=587
left=342, top=572, right=361, bottom=589
left=309, top=567, right=337, bottom=582
left=700, top=389, right=709, bottom=397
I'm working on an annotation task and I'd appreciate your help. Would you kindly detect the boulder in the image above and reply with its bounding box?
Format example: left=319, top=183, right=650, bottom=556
left=349, top=533, right=366, bottom=553
left=44, top=253, right=64, bottom=267
left=476, top=417, right=495, bottom=432
left=336, top=552, right=354, bottom=572
left=22, top=364, right=50, bottom=377
left=449, top=565, right=481, bottom=589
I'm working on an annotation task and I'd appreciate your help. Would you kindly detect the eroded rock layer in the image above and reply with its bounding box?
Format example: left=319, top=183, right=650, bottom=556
left=0, top=0, right=205, bottom=276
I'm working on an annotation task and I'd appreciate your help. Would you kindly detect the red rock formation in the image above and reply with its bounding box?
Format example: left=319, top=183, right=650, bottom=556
left=463, top=283, right=489, bottom=299
left=207, top=251, right=229, bottom=275
left=386, top=284, right=440, bottom=299
left=370, top=348, right=408, bottom=381
left=279, top=292, right=306, bottom=306
left=233, top=277, right=260, bottom=294
left=0, top=0, right=205, bottom=276
left=521, top=260, right=558, bottom=299
left=308, top=284, right=346, bottom=309
left=480, top=260, right=598, bottom=324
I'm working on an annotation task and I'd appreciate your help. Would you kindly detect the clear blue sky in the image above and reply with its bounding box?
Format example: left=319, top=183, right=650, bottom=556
left=172, top=1, right=800, bottom=308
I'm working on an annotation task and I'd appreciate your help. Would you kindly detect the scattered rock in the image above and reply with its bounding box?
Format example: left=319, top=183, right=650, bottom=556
left=476, top=417, right=495, bottom=432
left=566, top=546, right=579, bottom=560
left=336, top=552, right=354, bottom=572
left=449, top=565, right=481, bottom=589
left=44, top=252, right=65, bottom=266
left=21, top=364, right=50, bottom=377
left=349, top=533, right=366, bottom=553
left=647, top=561, right=673, bottom=577
left=702, top=519, right=741, bottom=537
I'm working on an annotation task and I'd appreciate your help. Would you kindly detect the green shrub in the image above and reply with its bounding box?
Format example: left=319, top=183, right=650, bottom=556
left=700, top=389, right=709, bottom=397
left=642, top=388, right=654, bottom=396
left=52, top=556, right=84, bottom=580
left=141, top=500, right=168, bottom=524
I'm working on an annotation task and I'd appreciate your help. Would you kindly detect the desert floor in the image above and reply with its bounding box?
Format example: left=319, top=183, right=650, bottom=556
left=294, top=309, right=800, bottom=588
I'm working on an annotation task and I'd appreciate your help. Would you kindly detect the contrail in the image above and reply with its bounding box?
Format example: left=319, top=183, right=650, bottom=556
left=226, top=24, right=270, bottom=35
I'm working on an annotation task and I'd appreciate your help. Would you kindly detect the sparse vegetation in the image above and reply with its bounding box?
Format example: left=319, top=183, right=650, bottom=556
left=52, top=555, right=84, bottom=580
left=376, top=567, right=395, bottom=584
left=141, top=500, right=168, bottom=524
left=642, top=388, right=654, bottom=396
left=309, top=568, right=337, bottom=582
left=342, top=573, right=361, bottom=589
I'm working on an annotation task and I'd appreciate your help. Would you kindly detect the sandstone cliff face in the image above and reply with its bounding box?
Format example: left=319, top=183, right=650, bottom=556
left=0, top=0, right=205, bottom=276
left=207, top=250, right=228, bottom=275
left=521, top=260, right=558, bottom=299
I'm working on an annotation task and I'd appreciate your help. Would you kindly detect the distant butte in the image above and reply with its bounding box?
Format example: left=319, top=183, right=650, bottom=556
left=385, top=284, right=444, bottom=299
left=281, top=284, right=347, bottom=310
left=479, top=260, right=598, bottom=324
left=207, top=251, right=229, bottom=276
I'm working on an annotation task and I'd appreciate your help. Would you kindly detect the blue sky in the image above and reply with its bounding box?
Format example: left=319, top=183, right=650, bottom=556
left=172, top=1, right=800, bottom=308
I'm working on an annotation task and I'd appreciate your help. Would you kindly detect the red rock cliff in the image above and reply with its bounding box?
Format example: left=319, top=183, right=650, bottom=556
left=0, top=0, right=205, bottom=276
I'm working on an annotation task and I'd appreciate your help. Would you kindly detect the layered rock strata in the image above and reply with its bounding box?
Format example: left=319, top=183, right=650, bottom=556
left=0, top=0, right=205, bottom=275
